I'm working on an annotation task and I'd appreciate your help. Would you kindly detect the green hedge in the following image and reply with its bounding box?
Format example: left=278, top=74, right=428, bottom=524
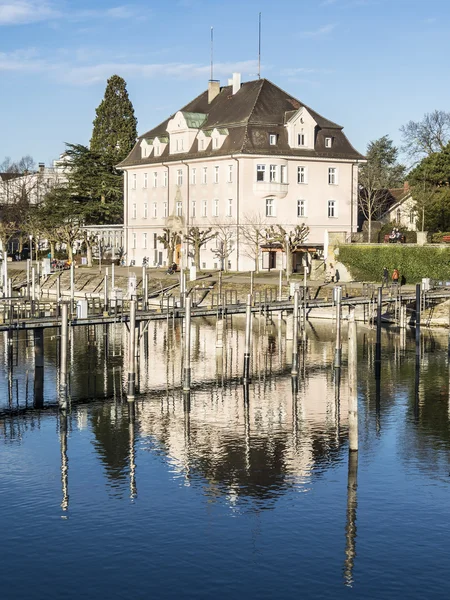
left=339, top=245, right=450, bottom=283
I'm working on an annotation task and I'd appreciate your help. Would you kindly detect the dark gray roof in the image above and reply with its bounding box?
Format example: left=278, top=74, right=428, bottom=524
left=118, top=78, right=364, bottom=167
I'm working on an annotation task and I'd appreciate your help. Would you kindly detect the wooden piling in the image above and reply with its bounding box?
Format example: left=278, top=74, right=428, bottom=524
left=348, top=307, right=358, bottom=452
left=243, top=294, right=252, bottom=383
left=334, top=286, right=342, bottom=369
left=183, top=297, right=192, bottom=391
left=291, top=289, right=299, bottom=376
left=59, top=303, right=69, bottom=406
left=34, top=327, right=44, bottom=409
left=127, top=299, right=136, bottom=401
left=375, top=287, right=382, bottom=377
left=415, top=283, right=421, bottom=355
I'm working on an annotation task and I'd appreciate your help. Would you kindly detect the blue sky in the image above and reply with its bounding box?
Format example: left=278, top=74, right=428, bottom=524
left=1, top=0, right=449, bottom=166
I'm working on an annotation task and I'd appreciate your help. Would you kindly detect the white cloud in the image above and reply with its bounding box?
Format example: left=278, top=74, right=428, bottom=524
left=0, top=2, right=143, bottom=25
left=0, top=49, right=259, bottom=86
left=299, top=23, right=337, bottom=38
left=0, top=1, right=58, bottom=25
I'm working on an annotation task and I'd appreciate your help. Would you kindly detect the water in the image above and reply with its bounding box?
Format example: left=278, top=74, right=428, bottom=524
left=1, top=317, right=450, bottom=598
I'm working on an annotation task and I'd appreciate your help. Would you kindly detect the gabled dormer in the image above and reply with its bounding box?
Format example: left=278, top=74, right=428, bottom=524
left=197, top=129, right=212, bottom=152
left=285, top=107, right=317, bottom=150
left=167, top=111, right=207, bottom=154
left=153, top=135, right=168, bottom=157
left=210, top=128, right=229, bottom=150
left=140, top=138, right=153, bottom=158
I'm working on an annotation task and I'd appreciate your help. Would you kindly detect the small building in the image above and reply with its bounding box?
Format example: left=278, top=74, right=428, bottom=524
left=379, top=183, right=417, bottom=231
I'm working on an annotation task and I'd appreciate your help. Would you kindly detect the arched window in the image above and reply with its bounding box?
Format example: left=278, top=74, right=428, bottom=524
left=396, top=209, right=401, bottom=224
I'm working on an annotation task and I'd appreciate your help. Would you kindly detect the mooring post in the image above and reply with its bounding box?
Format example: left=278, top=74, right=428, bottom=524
left=70, top=262, right=75, bottom=311
left=26, top=258, right=30, bottom=298
left=141, top=266, right=146, bottom=310
left=34, top=327, right=44, bottom=409
left=59, top=303, right=69, bottom=407
left=216, top=317, right=224, bottom=349
left=127, top=299, right=136, bottom=401
left=348, top=307, right=358, bottom=451
left=143, top=272, right=148, bottom=311
left=375, top=286, right=382, bottom=377
left=416, top=282, right=421, bottom=356
left=31, top=267, right=36, bottom=302
left=183, top=296, right=192, bottom=392
left=334, top=286, right=342, bottom=369
left=344, top=450, right=358, bottom=587
left=291, top=289, right=299, bottom=376
left=111, top=262, right=115, bottom=291
left=278, top=269, right=282, bottom=301
left=103, top=271, right=109, bottom=313
left=243, top=294, right=252, bottom=383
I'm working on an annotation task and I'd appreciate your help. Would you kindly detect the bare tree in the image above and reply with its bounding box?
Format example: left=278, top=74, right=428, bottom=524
left=266, top=223, right=309, bottom=278
left=157, top=227, right=181, bottom=265
left=210, top=221, right=235, bottom=272
left=400, top=110, right=450, bottom=162
left=184, top=226, right=216, bottom=270
left=240, top=211, right=267, bottom=272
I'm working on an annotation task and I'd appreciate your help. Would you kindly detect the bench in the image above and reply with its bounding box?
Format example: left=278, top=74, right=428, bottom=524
left=443, top=236, right=450, bottom=243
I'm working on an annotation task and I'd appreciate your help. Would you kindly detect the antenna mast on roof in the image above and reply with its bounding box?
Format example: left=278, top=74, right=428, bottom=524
left=210, top=26, right=214, bottom=80
left=258, top=12, right=261, bottom=79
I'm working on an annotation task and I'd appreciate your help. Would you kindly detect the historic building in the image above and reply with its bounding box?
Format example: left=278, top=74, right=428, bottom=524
left=118, top=74, right=364, bottom=271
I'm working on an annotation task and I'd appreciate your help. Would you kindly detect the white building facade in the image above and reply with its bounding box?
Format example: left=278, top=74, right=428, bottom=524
left=119, top=76, right=364, bottom=271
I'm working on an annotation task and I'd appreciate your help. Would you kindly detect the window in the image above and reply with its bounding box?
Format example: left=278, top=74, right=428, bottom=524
left=396, top=209, right=401, bottom=224
left=213, top=137, right=218, bottom=149
left=153, top=233, right=157, bottom=249
left=192, top=201, right=196, bottom=218
left=191, top=168, right=196, bottom=185
left=163, top=202, right=168, bottom=217
left=227, top=199, right=232, bottom=217
left=228, top=164, right=233, bottom=183
left=325, top=137, right=332, bottom=148
left=297, top=166, right=307, bottom=184
left=328, top=200, right=337, bottom=218
left=154, top=146, right=160, bottom=157
left=163, top=171, right=167, bottom=187
left=199, top=139, right=204, bottom=150
left=132, top=174, right=137, bottom=189
left=202, top=200, right=207, bottom=217
left=202, top=167, right=207, bottom=184
left=266, top=198, right=275, bottom=217
left=269, top=133, right=277, bottom=145
left=280, top=165, right=287, bottom=184
left=132, top=233, right=136, bottom=249
left=298, top=133, right=306, bottom=146
left=153, top=172, right=158, bottom=188
left=176, top=201, right=182, bottom=216
left=143, top=203, right=148, bottom=219
left=328, top=167, right=338, bottom=185
left=297, top=199, right=306, bottom=218
left=144, top=173, right=148, bottom=188
left=177, top=169, right=183, bottom=186
left=410, top=210, right=415, bottom=225
left=269, top=165, right=277, bottom=182
left=256, top=164, right=265, bottom=182
left=176, top=138, right=184, bottom=151
left=142, top=233, right=147, bottom=249
left=153, top=202, right=157, bottom=218
left=213, top=198, right=219, bottom=217
left=132, top=203, right=137, bottom=219
left=214, top=166, right=219, bottom=184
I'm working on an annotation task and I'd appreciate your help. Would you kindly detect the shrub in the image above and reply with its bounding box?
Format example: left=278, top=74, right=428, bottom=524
left=339, top=245, right=450, bottom=283
left=378, top=223, right=417, bottom=243
left=430, top=231, right=450, bottom=243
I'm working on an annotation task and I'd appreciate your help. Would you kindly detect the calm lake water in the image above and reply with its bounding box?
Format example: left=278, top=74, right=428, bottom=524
left=1, top=316, right=449, bottom=599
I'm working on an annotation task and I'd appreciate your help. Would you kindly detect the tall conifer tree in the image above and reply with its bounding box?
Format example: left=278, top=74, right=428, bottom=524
left=90, top=75, right=137, bottom=163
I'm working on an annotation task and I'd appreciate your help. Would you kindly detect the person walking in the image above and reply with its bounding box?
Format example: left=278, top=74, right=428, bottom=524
left=392, top=268, right=399, bottom=286
left=329, top=263, right=335, bottom=283
left=335, top=268, right=340, bottom=283
left=382, top=267, right=389, bottom=287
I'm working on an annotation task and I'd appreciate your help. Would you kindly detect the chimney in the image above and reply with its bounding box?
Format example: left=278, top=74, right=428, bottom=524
left=38, top=162, right=45, bottom=173
left=208, top=80, right=220, bottom=104
left=232, top=72, right=241, bottom=95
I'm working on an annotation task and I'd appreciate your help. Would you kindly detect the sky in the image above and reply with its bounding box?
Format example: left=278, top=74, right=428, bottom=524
left=0, top=0, right=449, bottom=167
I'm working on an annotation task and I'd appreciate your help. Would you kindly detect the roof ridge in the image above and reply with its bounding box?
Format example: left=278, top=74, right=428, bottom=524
left=241, top=79, right=265, bottom=153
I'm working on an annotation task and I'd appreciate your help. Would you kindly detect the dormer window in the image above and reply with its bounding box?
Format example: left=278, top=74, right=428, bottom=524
left=298, top=133, right=306, bottom=147
left=199, top=139, right=204, bottom=151
left=154, top=146, right=160, bottom=156
left=325, top=137, right=332, bottom=148
left=213, top=138, right=218, bottom=149
left=269, top=133, right=277, bottom=145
